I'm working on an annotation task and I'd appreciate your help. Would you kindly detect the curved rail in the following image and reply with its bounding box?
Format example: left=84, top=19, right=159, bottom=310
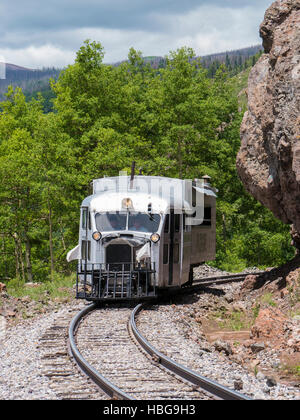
left=69, top=302, right=253, bottom=400
left=129, top=303, right=252, bottom=401
left=68, top=303, right=134, bottom=400
left=191, top=271, right=265, bottom=287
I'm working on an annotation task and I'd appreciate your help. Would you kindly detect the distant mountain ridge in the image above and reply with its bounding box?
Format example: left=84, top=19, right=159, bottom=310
left=200, top=45, right=262, bottom=61
left=0, top=44, right=263, bottom=107
left=0, top=65, right=60, bottom=103
left=113, top=45, right=263, bottom=68
left=1, top=63, right=36, bottom=72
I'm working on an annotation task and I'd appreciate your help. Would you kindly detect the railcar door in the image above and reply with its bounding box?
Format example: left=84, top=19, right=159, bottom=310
left=80, top=206, right=89, bottom=270
left=182, top=213, right=192, bottom=284
left=162, top=211, right=181, bottom=287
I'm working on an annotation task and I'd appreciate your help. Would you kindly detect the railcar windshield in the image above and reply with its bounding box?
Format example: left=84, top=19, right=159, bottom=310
left=95, top=212, right=161, bottom=233
left=128, top=212, right=160, bottom=233
left=96, top=212, right=127, bottom=231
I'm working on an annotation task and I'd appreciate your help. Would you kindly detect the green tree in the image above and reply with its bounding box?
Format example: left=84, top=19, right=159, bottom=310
left=0, top=40, right=293, bottom=282
left=0, top=88, right=79, bottom=281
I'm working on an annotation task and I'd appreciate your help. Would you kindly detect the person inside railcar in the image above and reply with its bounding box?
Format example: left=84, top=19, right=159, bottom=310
left=96, top=212, right=126, bottom=231
left=129, top=213, right=160, bottom=233
left=109, top=214, right=124, bottom=230
left=129, top=215, right=148, bottom=232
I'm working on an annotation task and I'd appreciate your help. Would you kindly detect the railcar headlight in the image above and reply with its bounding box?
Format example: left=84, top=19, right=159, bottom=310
left=150, top=233, right=160, bottom=243
left=122, top=198, right=133, bottom=209
left=92, top=231, right=102, bottom=241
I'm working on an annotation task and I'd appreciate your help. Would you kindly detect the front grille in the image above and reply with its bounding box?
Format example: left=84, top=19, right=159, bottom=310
left=106, top=244, right=132, bottom=271
left=76, top=262, right=156, bottom=301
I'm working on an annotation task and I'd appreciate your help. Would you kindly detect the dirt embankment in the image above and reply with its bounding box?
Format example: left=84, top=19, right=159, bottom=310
left=184, top=259, right=300, bottom=388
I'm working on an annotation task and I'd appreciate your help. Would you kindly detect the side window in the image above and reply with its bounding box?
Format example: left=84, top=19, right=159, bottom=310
left=81, top=240, right=91, bottom=260
left=88, top=212, right=91, bottom=230
left=81, top=240, right=86, bottom=259
left=203, top=207, right=212, bottom=226
left=82, top=208, right=87, bottom=229
left=192, top=188, right=197, bottom=208
left=188, top=208, right=212, bottom=227
left=88, top=241, right=91, bottom=260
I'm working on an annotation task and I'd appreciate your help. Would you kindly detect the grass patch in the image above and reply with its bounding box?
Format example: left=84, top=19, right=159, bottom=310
left=281, top=364, right=300, bottom=378
left=252, top=303, right=260, bottom=320
left=210, top=308, right=252, bottom=332
left=224, top=311, right=252, bottom=331
left=294, top=366, right=300, bottom=376
left=7, top=273, right=75, bottom=303
left=260, top=292, right=277, bottom=307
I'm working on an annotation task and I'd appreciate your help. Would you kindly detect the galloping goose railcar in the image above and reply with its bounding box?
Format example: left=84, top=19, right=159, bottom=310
left=67, top=175, right=217, bottom=301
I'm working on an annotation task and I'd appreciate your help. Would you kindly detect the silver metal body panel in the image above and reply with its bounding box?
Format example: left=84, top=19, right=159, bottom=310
left=70, top=176, right=216, bottom=294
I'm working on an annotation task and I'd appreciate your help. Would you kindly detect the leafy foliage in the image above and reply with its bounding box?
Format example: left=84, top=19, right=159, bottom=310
left=0, top=41, right=295, bottom=282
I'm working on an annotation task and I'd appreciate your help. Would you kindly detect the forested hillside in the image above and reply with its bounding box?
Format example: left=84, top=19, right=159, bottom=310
left=0, top=66, right=60, bottom=100
left=0, top=41, right=294, bottom=284
left=114, top=45, right=263, bottom=76
left=1, top=45, right=263, bottom=110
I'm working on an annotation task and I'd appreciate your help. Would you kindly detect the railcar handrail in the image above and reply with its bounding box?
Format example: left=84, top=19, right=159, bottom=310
left=76, top=262, right=156, bottom=301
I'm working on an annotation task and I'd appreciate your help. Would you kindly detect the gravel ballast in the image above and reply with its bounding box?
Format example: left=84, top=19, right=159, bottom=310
left=0, top=265, right=299, bottom=400
left=0, top=303, right=84, bottom=400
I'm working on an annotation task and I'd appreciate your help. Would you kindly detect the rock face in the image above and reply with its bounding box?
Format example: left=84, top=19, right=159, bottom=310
left=251, top=308, right=288, bottom=342
left=237, top=0, right=300, bottom=248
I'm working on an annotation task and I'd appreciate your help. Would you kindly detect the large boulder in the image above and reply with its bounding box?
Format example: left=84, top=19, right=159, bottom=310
left=237, top=0, right=300, bottom=249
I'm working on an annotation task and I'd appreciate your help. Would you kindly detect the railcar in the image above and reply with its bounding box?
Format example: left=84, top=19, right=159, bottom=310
left=67, top=175, right=217, bottom=301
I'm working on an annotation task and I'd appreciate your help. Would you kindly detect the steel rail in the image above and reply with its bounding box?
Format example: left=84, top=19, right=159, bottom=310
left=68, top=303, right=134, bottom=400
left=192, top=271, right=265, bottom=284
left=68, top=271, right=260, bottom=401
left=129, top=303, right=252, bottom=401
left=187, top=271, right=265, bottom=289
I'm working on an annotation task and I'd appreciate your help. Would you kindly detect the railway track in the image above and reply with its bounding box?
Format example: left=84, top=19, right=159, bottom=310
left=188, top=271, right=265, bottom=289
left=38, top=306, right=108, bottom=400
left=38, top=272, right=262, bottom=400
left=69, top=302, right=251, bottom=400
left=156, top=271, right=265, bottom=300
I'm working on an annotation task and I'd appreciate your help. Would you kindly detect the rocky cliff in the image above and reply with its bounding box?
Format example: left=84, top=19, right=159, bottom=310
left=237, top=0, right=300, bottom=249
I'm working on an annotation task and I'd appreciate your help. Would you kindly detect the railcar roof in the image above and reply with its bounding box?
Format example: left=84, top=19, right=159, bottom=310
left=93, top=176, right=186, bottom=194
left=81, top=176, right=216, bottom=213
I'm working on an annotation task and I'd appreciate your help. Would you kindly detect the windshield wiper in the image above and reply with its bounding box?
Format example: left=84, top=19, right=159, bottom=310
left=148, top=213, right=155, bottom=222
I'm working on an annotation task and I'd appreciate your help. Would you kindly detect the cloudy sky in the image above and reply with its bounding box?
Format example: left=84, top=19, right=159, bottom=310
left=0, top=0, right=273, bottom=69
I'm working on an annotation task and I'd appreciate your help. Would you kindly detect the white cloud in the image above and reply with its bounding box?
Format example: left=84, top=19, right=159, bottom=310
left=152, top=4, right=265, bottom=55
left=0, top=45, right=76, bottom=69
left=0, top=2, right=270, bottom=68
